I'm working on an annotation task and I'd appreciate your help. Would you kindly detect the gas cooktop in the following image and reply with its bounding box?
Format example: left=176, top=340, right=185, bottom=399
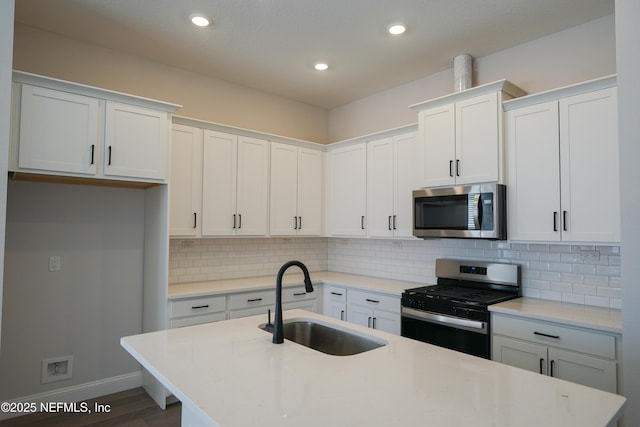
left=403, top=284, right=518, bottom=306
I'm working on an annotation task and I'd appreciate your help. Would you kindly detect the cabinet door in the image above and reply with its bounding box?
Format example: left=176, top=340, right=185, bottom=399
left=202, top=130, right=238, bottom=236
left=421, top=104, right=456, bottom=187
left=367, top=137, right=395, bottom=237
left=455, top=92, right=500, bottom=185
left=492, top=335, right=548, bottom=374
left=270, top=142, right=299, bottom=236
left=348, top=305, right=373, bottom=329
left=328, top=143, right=367, bottom=236
left=548, top=348, right=617, bottom=393
left=324, top=301, right=347, bottom=321
left=394, top=132, right=422, bottom=238
left=18, top=84, right=99, bottom=175
left=236, top=136, right=269, bottom=236
left=104, top=101, right=168, bottom=180
left=559, top=88, right=619, bottom=242
left=372, top=310, right=401, bottom=335
left=506, top=101, right=561, bottom=241
left=296, top=148, right=323, bottom=236
left=169, top=124, right=202, bottom=237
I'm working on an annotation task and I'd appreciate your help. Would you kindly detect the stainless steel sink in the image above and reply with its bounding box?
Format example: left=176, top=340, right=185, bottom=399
left=260, top=319, right=387, bottom=356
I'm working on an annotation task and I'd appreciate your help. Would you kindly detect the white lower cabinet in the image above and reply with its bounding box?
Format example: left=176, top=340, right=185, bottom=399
left=347, top=289, right=401, bottom=335
left=323, top=285, right=348, bottom=321
left=492, top=313, right=618, bottom=393
left=228, top=286, right=317, bottom=320
left=168, top=295, right=226, bottom=328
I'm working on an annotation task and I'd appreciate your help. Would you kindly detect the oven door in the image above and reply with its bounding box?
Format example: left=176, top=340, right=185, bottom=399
left=401, top=307, right=490, bottom=359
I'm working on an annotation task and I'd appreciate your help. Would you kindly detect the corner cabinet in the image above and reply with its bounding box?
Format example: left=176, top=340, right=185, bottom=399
left=10, top=71, right=179, bottom=184
left=492, top=313, right=619, bottom=394
left=505, top=76, right=619, bottom=243
left=270, top=141, right=323, bottom=236
left=410, top=80, right=525, bottom=188
left=366, top=132, right=423, bottom=238
left=326, top=142, right=367, bottom=236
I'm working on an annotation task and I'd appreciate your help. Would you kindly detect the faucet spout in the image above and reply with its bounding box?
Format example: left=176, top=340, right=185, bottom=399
left=273, top=261, right=313, bottom=344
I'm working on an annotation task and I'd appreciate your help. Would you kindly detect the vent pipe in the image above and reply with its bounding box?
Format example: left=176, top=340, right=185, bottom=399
left=453, top=53, right=473, bottom=92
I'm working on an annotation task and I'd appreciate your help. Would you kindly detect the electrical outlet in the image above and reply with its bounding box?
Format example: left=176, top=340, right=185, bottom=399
left=48, top=255, right=61, bottom=272
left=581, top=250, right=600, bottom=261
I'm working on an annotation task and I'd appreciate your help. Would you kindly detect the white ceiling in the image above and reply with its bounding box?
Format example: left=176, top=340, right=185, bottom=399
left=14, top=0, right=614, bottom=109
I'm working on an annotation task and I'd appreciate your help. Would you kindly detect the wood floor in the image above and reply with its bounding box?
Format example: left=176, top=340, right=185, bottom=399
left=0, top=388, right=181, bottom=427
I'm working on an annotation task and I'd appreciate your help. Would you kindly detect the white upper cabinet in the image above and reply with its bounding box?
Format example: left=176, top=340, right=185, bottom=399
left=505, top=76, right=619, bottom=243
left=270, top=142, right=323, bottom=236
left=169, top=124, right=203, bottom=237
left=411, top=80, right=525, bottom=188
left=103, top=101, right=169, bottom=181
left=327, top=142, right=367, bottom=236
left=201, top=131, right=268, bottom=237
left=17, top=84, right=99, bottom=175
left=367, top=132, right=422, bottom=238
left=10, top=72, right=179, bottom=183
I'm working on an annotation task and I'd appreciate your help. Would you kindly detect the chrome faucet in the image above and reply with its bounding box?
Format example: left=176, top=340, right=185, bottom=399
left=273, top=260, right=314, bottom=344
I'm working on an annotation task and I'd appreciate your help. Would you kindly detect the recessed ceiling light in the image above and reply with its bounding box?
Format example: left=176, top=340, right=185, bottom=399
left=314, top=63, right=329, bottom=71
left=191, top=15, right=211, bottom=27
left=388, top=24, right=406, bottom=35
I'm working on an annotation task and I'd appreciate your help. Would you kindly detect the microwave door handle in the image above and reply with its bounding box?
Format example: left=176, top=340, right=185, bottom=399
left=472, top=194, right=481, bottom=229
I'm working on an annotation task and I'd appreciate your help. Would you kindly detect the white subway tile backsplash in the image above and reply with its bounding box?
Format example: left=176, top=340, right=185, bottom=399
left=168, top=237, right=621, bottom=309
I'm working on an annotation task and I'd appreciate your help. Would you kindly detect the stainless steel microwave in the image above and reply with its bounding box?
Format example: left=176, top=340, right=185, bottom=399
left=413, top=183, right=506, bottom=240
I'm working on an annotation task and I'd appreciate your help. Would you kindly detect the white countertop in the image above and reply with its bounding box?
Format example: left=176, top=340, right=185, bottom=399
left=121, top=310, right=625, bottom=427
left=489, top=298, right=622, bottom=334
left=168, top=271, right=419, bottom=299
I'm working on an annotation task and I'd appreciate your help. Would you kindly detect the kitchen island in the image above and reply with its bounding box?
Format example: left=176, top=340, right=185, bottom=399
left=121, top=309, right=625, bottom=427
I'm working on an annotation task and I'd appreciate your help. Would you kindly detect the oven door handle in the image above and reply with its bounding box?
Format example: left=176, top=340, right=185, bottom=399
left=401, top=307, right=488, bottom=334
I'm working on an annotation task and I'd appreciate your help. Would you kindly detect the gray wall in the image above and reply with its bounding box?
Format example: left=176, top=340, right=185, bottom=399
left=0, top=180, right=144, bottom=399
left=328, top=15, right=616, bottom=142
left=0, top=0, right=14, bottom=355
left=617, top=0, right=640, bottom=424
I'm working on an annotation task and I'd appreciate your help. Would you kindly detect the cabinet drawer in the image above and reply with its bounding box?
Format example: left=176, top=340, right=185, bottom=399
left=170, top=312, right=226, bottom=328
left=492, top=314, right=615, bottom=359
left=324, top=285, right=347, bottom=303
left=229, top=289, right=275, bottom=310
left=282, top=286, right=316, bottom=302
left=348, top=289, right=400, bottom=314
left=170, top=295, right=226, bottom=319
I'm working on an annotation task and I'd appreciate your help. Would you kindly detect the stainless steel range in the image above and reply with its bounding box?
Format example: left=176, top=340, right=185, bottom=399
left=401, top=259, right=521, bottom=359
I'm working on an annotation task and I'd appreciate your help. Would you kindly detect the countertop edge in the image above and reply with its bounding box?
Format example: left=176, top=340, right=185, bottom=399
left=489, top=297, right=622, bottom=334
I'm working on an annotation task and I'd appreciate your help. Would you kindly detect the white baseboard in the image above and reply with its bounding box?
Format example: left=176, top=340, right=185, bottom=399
left=0, top=370, right=143, bottom=420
